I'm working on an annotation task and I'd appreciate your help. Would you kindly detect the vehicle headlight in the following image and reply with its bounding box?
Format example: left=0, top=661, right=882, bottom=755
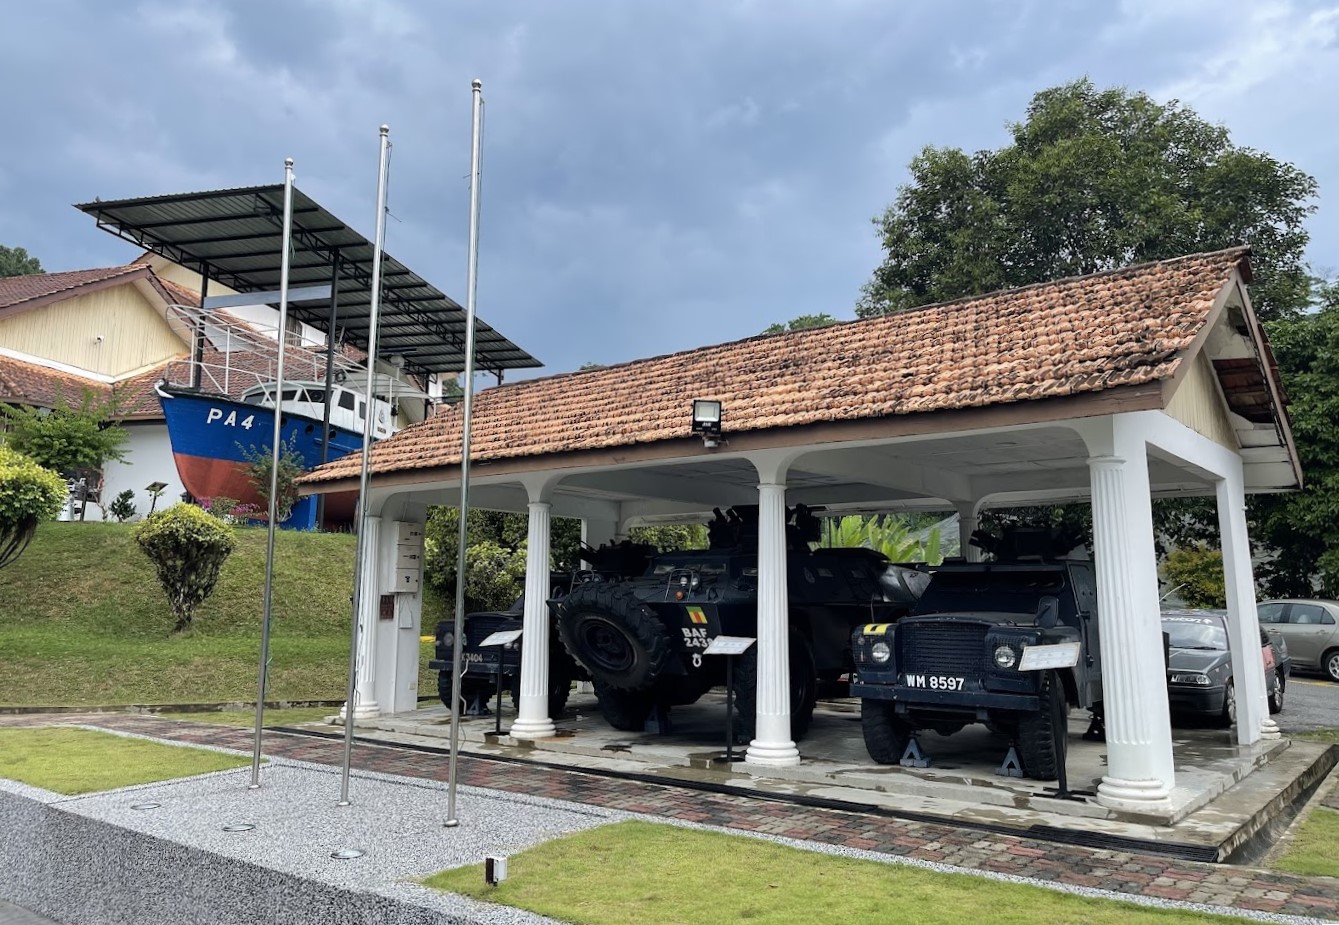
left=1170, top=672, right=1210, bottom=686
left=870, top=641, right=891, bottom=664
left=993, top=644, right=1017, bottom=669
left=440, top=631, right=455, bottom=649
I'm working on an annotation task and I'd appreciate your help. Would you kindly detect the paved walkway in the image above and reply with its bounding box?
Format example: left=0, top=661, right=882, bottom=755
left=0, top=899, right=60, bottom=925
left=5, top=713, right=1338, bottom=922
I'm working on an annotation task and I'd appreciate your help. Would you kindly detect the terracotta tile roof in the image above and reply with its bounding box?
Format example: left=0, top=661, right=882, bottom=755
left=0, top=266, right=144, bottom=312
left=304, top=248, right=1253, bottom=485
left=0, top=354, right=110, bottom=409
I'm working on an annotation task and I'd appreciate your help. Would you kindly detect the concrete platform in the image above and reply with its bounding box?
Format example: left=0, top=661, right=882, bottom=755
left=341, top=691, right=1336, bottom=862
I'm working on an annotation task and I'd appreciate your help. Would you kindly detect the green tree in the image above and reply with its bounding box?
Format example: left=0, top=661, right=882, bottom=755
left=1249, top=280, right=1339, bottom=596
left=135, top=504, right=236, bottom=632
left=0, top=447, right=66, bottom=569
left=858, top=79, right=1317, bottom=322
left=1161, top=546, right=1227, bottom=609
left=242, top=437, right=305, bottom=523
left=627, top=523, right=708, bottom=551
left=0, top=245, right=42, bottom=278
left=0, top=393, right=127, bottom=475
left=821, top=514, right=943, bottom=564
left=762, top=314, right=839, bottom=335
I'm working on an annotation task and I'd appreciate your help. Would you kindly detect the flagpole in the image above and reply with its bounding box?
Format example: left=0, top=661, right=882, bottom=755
left=445, top=78, right=484, bottom=828
left=249, top=156, right=296, bottom=789
left=338, top=125, right=392, bottom=807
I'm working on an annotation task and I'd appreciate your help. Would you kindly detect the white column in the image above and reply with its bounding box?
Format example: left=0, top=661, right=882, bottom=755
left=511, top=500, right=557, bottom=739
left=342, top=514, right=381, bottom=721
left=1217, top=466, right=1276, bottom=742
left=956, top=502, right=982, bottom=562
left=1088, top=453, right=1175, bottom=810
left=746, top=480, right=800, bottom=766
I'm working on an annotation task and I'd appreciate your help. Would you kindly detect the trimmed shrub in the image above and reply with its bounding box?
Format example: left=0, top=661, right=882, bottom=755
left=135, top=504, right=237, bottom=632
left=0, top=447, right=67, bottom=569
left=108, top=488, right=137, bottom=523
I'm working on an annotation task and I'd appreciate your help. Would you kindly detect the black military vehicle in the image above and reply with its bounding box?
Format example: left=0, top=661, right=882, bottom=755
left=429, top=541, right=656, bottom=718
left=850, top=529, right=1102, bottom=781
left=552, top=505, right=928, bottom=739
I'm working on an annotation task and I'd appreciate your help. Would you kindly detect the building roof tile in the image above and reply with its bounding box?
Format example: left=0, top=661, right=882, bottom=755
left=304, top=247, right=1253, bottom=484
left=0, top=265, right=145, bottom=312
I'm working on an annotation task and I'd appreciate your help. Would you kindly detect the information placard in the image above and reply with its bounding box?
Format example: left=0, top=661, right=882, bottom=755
left=1018, top=641, right=1081, bottom=671
left=703, top=635, right=756, bottom=657
left=479, top=629, right=523, bottom=648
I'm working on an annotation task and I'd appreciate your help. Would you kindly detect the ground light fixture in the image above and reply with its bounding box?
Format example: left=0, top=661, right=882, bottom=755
left=691, top=399, right=723, bottom=448
left=485, top=855, right=508, bottom=885
left=221, top=823, right=256, bottom=833
left=331, top=848, right=365, bottom=860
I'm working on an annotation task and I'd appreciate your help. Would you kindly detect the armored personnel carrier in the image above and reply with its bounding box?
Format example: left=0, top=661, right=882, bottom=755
left=428, top=541, right=656, bottom=718
left=552, top=505, right=928, bottom=739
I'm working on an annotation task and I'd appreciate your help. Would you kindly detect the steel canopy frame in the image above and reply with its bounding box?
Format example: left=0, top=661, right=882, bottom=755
left=74, top=186, right=540, bottom=379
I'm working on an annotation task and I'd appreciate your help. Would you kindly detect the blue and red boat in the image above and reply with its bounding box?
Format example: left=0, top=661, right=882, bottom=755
left=156, top=379, right=391, bottom=528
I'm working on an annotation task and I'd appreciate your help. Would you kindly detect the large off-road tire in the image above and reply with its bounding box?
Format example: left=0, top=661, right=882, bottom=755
left=438, top=671, right=492, bottom=711
left=732, top=630, right=817, bottom=742
left=556, top=583, right=672, bottom=690
left=861, top=699, right=913, bottom=764
left=1268, top=669, right=1286, bottom=715
left=592, top=680, right=656, bottom=731
left=1016, top=670, right=1068, bottom=781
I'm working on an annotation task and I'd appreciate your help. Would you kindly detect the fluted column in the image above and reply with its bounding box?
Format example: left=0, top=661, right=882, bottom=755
left=1216, top=468, right=1276, bottom=742
left=511, top=500, right=557, bottom=739
left=956, top=503, right=982, bottom=562
left=342, top=514, right=381, bottom=721
left=1088, top=455, right=1174, bottom=809
left=746, top=481, right=800, bottom=766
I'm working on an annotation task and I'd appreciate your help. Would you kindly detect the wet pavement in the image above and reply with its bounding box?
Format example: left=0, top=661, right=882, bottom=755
left=1273, top=676, right=1339, bottom=734
left=3, top=711, right=1338, bottom=922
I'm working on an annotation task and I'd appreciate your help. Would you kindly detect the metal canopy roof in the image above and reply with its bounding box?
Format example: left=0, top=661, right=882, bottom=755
left=75, top=184, right=541, bottom=377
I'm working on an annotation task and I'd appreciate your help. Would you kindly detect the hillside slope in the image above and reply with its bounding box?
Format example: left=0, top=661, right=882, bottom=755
left=0, top=522, right=389, bottom=705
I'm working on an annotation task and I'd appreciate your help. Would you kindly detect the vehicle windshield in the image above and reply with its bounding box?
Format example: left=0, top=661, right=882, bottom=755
left=1162, top=615, right=1228, bottom=650
left=914, top=569, right=1065, bottom=616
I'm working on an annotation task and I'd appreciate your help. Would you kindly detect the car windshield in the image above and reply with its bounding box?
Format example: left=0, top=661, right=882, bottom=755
left=1162, top=615, right=1228, bottom=650
left=914, top=569, right=1065, bottom=616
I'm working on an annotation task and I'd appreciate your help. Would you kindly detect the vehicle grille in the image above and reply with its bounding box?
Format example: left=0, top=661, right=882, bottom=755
left=464, top=615, right=521, bottom=648
left=897, top=622, right=990, bottom=676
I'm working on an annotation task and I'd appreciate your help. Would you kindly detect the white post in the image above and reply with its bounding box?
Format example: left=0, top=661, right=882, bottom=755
left=746, top=476, right=800, bottom=767
left=1088, top=446, right=1175, bottom=810
left=511, top=500, right=557, bottom=739
left=341, top=514, right=382, bottom=721
left=1217, top=464, right=1276, bottom=742
left=956, top=502, right=982, bottom=562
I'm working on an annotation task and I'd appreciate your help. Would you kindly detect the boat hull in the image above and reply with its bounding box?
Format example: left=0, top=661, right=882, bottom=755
left=158, top=387, right=365, bottom=528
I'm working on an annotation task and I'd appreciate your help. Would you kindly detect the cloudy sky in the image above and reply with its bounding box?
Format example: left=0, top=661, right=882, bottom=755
left=2, top=1, right=1337, bottom=378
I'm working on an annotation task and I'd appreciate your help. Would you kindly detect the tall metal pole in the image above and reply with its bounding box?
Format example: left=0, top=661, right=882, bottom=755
left=316, top=249, right=342, bottom=527
left=338, top=125, right=392, bottom=806
left=445, top=78, right=485, bottom=828
left=249, top=158, right=296, bottom=789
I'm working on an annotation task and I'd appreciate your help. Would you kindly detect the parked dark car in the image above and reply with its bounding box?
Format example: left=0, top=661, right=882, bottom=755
left=1256, top=599, right=1339, bottom=683
left=1162, top=609, right=1291, bottom=725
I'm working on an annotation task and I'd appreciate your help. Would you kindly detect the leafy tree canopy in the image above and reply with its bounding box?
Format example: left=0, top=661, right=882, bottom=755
left=0, top=393, right=128, bottom=475
left=1249, top=280, right=1339, bottom=596
left=858, top=79, right=1317, bottom=322
left=762, top=314, right=839, bottom=335
left=0, top=245, right=42, bottom=278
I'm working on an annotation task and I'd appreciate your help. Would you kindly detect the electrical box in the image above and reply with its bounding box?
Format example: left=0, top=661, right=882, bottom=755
left=390, top=521, right=424, bottom=594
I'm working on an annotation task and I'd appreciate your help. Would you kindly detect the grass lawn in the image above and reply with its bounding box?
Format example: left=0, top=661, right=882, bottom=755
left=425, top=821, right=1246, bottom=925
left=1274, top=806, right=1339, bottom=878
left=0, top=522, right=438, bottom=705
left=157, top=707, right=337, bottom=727
left=0, top=726, right=249, bottom=794
left=1295, top=729, right=1339, bottom=745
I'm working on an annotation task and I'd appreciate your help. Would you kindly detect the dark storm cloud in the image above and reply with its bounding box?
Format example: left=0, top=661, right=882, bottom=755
left=1, top=1, right=1335, bottom=377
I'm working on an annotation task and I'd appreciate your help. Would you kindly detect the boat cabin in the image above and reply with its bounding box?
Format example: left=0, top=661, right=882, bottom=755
left=240, top=380, right=394, bottom=439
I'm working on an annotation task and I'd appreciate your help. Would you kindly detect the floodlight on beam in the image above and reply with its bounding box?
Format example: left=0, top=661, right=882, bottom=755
left=691, top=399, right=723, bottom=448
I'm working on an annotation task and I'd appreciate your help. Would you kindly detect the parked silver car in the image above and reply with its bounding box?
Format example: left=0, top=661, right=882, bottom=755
left=1257, top=599, right=1339, bottom=682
